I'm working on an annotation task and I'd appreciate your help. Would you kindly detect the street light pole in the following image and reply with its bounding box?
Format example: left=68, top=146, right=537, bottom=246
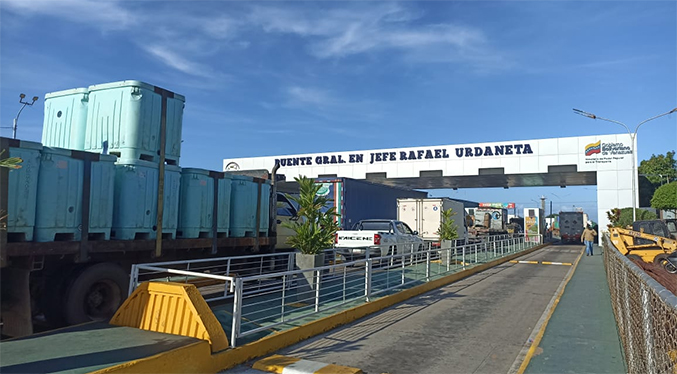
left=12, top=94, right=39, bottom=139
left=573, top=107, right=677, bottom=222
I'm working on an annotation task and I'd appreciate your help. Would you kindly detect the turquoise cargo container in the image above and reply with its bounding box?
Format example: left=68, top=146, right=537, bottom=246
left=177, top=170, right=233, bottom=238
left=111, top=160, right=180, bottom=240
left=217, top=173, right=233, bottom=237
left=41, top=88, right=89, bottom=150
left=6, top=139, right=42, bottom=242
left=34, top=148, right=117, bottom=242
left=260, top=180, right=271, bottom=234
left=177, top=168, right=213, bottom=238
left=229, top=175, right=270, bottom=237
left=85, top=81, right=185, bottom=164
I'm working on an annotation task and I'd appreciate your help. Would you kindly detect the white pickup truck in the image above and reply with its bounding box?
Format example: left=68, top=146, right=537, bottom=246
left=335, top=219, right=424, bottom=261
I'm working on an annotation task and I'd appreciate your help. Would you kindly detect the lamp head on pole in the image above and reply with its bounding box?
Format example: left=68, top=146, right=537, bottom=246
left=19, top=93, right=26, bottom=100
left=573, top=108, right=596, bottom=119
left=32, top=96, right=39, bottom=103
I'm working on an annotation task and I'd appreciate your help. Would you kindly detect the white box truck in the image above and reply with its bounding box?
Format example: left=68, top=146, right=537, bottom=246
left=397, top=197, right=467, bottom=247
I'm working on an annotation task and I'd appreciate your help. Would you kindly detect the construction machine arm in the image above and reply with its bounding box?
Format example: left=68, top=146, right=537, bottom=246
left=609, top=226, right=677, bottom=258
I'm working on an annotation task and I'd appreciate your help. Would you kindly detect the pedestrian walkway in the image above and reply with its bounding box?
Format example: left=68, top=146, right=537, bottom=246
left=524, top=245, right=626, bottom=373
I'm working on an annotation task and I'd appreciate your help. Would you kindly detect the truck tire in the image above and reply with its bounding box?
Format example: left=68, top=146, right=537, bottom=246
left=383, top=246, right=398, bottom=267
left=40, top=266, right=80, bottom=327
left=63, top=263, right=129, bottom=325
left=654, top=254, right=677, bottom=274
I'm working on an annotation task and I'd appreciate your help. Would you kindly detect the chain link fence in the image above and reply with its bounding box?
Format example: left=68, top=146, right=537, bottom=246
left=604, top=233, right=677, bottom=374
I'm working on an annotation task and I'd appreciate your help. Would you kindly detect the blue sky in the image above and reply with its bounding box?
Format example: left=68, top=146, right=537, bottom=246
left=1, top=1, right=676, bottom=222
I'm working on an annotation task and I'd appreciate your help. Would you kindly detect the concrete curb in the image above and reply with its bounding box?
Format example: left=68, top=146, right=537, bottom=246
left=253, top=355, right=363, bottom=374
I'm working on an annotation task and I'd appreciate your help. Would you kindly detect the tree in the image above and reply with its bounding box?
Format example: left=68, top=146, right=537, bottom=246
left=606, top=207, right=657, bottom=228
left=606, top=208, right=621, bottom=227
left=283, top=176, right=340, bottom=255
left=638, top=175, right=656, bottom=207
left=638, top=151, right=676, bottom=187
left=650, top=182, right=677, bottom=214
left=436, top=208, right=459, bottom=241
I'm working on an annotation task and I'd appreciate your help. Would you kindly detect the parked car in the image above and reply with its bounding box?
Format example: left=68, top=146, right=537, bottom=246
left=334, top=219, right=424, bottom=261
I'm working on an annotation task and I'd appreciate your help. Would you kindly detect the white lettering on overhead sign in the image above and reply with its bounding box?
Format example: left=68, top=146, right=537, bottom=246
left=274, top=143, right=534, bottom=168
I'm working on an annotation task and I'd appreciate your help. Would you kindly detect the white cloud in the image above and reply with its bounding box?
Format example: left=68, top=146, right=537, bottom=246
left=284, top=85, right=385, bottom=124
left=1, top=1, right=505, bottom=75
left=143, top=45, right=215, bottom=78
left=287, top=87, right=335, bottom=107
left=2, top=0, right=237, bottom=78
left=1, top=0, right=137, bottom=30
left=199, top=16, right=242, bottom=39
left=247, top=4, right=499, bottom=64
left=523, top=55, right=655, bottom=75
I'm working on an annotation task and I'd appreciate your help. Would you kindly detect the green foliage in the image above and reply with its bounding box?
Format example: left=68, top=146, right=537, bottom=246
left=282, top=176, right=340, bottom=254
left=436, top=208, right=459, bottom=241
left=0, top=150, right=22, bottom=169
left=0, top=150, right=23, bottom=230
left=650, top=182, right=677, bottom=211
left=606, top=208, right=621, bottom=227
left=638, top=151, right=676, bottom=187
left=607, top=207, right=657, bottom=228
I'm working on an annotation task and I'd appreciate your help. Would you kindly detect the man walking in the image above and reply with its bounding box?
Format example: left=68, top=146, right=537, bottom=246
left=582, top=224, right=597, bottom=256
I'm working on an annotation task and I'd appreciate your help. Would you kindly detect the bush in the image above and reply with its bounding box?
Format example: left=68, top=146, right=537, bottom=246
left=651, top=182, right=677, bottom=213
left=437, top=208, right=459, bottom=241
left=283, top=176, right=340, bottom=254
left=607, top=207, right=657, bottom=228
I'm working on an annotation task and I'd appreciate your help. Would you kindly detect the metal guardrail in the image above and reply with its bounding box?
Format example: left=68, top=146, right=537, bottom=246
left=604, top=233, right=677, bottom=374
left=131, top=235, right=541, bottom=347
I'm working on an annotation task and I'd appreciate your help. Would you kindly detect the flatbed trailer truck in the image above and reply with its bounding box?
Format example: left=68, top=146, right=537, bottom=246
left=0, top=139, right=279, bottom=337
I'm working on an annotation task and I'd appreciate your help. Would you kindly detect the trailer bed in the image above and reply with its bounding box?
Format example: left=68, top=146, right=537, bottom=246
left=0, top=322, right=199, bottom=374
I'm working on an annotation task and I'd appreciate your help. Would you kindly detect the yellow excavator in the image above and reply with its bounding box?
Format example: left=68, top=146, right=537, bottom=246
left=608, top=220, right=677, bottom=273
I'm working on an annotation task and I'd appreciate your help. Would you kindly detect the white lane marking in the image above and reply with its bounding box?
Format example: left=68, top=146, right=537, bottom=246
left=281, top=359, right=329, bottom=374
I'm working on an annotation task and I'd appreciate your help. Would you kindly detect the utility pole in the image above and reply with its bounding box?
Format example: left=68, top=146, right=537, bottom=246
left=540, top=196, right=546, bottom=239
left=12, top=94, right=39, bottom=139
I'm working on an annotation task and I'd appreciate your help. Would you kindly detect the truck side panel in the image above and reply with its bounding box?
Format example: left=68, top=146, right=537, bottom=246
left=316, top=178, right=427, bottom=230
left=468, top=207, right=507, bottom=230
left=343, top=178, right=427, bottom=230
left=398, top=199, right=420, bottom=235
left=441, top=199, right=466, bottom=241
left=402, top=198, right=465, bottom=241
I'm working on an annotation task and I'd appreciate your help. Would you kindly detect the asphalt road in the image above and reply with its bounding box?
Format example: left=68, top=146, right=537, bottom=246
left=229, top=244, right=583, bottom=374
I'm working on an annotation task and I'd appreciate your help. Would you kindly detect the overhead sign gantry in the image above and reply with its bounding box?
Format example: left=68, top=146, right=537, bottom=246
left=224, top=134, right=635, bottom=236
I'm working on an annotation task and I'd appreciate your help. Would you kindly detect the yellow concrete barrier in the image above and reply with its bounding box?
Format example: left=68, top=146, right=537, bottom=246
left=110, top=282, right=229, bottom=352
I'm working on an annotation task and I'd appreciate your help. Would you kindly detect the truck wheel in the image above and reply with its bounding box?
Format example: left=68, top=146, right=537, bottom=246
left=63, top=263, right=129, bottom=325
left=385, top=246, right=398, bottom=267
left=654, top=254, right=677, bottom=274
left=40, top=266, right=80, bottom=328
